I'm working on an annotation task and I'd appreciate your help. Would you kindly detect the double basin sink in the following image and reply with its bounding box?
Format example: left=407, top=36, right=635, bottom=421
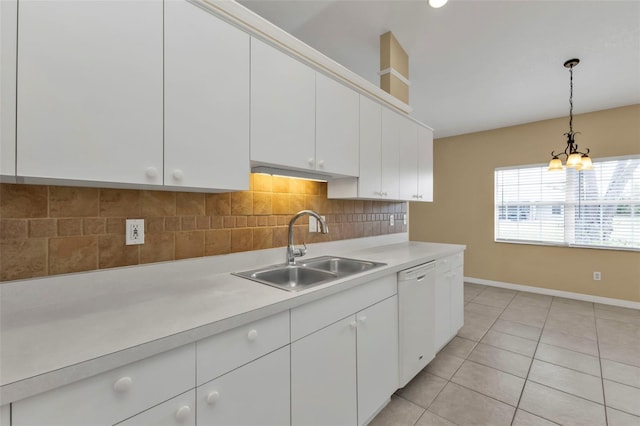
left=233, top=256, right=387, bottom=292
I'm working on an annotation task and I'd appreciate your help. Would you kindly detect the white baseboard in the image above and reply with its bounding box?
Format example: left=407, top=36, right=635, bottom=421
left=464, top=276, right=640, bottom=310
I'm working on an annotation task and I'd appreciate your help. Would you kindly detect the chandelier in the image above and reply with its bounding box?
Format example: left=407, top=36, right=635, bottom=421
left=548, top=59, right=593, bottom=171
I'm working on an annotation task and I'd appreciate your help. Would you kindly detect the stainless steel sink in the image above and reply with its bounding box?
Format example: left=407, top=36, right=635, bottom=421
left=301, top=256, right=383, bottom=275
left=233, top=256, right=386, bottom=292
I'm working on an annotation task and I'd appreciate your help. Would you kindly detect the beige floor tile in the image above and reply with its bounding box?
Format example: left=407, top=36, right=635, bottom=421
left=440, top=336, right=477, bottom=359
left=471, top=288, right=516, bottom=309
left=468, top=343, right=532, bottom=378
left=519, top=381, right=606, bottom=426
left=457, top=322, right=492, bottom=342
left=425, top=352, right=465, bottom=380
left=600, top=340, right=640, bottom=368
left=540, top=328, right=599, bottom=356
left=602, top=359, right=640, bottom=389
left=512, top=409, right=559, bottom=426
left=415, top=410, right=457, bottom=426
left=464, top=282, right=488, bottom=291
left=398, top=371, right=448, bottom=409
left=528, top=360, right=604, bottom=404
left=534, top=343, right=601, bottom=377
left=481, top=330, right=537, bottom=357
left=429, top=382, right=515, bottom=426
left=491, top=319, right=542, bottom=341
left=510, top=293, right=553, bottom=309
left=604, top=379, right=640, bottom=416
left=369, top=395, right=425, bottom=426
left=544, top=311, right=597, bottom=341
left=465, top=302, right=504, bottom=320
left=500, top=305, right=548, bottom=328
left=606, top=407, right=640, bottom=426
left=594, top=304, right=640, bottom=325
left=451, top=360, right=525, bottom=406
left=550, top=297, right=595, bottom=317
left=596, top=317, right=640, bottom=347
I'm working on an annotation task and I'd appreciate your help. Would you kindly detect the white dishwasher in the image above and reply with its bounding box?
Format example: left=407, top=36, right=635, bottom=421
left=398, top=261, right=436, bottom=387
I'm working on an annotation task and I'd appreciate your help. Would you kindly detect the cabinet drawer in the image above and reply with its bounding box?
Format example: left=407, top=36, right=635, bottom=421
left=196, top=310, right=289, bottom=385
left=116, top=389, right=195, bottom=426
left=12, top=344, right=195, bottom=426
left=436, top=252, right=464, bottom=272
left=291, top=275, right=397, bottom=341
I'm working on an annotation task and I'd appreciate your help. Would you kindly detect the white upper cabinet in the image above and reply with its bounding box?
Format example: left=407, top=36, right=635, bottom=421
left=164, top=0, right=250, bottom=191
left=357, top=95, right=383, bottom=198
left=417, top=125, right=434, bottom=202
left=16, top=0, right=163, bottom=186
left=315, top=73, right=359, bottom=176
left=251, top=38, right=316, bottom=171
left=380, top=108, right=401, bottom=200
left=398, top=118, right=419, bottom=200
left=0, top=0, right=17, bottom=180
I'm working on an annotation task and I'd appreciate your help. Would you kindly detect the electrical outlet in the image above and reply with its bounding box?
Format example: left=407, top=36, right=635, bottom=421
left=309, top=216, right=317, bottom=232
left=593, top=271, right=601, bottom=281
left=126, top=219, right=144, bottom=245
left=390, top=215, right=395, bottom=226
left=403, top=214, right=407, bottom=225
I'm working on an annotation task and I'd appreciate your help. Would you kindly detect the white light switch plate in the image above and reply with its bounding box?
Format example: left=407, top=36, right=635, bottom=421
left=126, top=219, right=145, bottom=245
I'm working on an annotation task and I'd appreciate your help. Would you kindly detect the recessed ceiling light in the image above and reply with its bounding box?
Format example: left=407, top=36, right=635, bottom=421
left=429, top=0, right=449, bottom=8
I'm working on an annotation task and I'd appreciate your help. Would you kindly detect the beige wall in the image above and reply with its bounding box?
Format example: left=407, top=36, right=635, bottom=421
left=409, top=105, right=640, bottom=302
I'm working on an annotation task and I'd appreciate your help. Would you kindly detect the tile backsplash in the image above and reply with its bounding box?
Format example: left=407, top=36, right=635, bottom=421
left=0, top=175, right=407, bottom=281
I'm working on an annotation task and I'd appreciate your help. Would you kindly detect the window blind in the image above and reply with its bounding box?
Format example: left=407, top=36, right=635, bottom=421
left=495, top=155, right=640, bottom=250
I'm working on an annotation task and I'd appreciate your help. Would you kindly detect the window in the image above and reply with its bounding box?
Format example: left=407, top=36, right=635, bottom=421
left=495, top=155, right=640, bottom=250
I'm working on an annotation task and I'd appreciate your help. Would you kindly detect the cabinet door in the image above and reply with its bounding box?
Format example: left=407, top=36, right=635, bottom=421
left=450, top=265, right=465, bottom=335
left=398, top=117, right=418, bottom=201
left=292, top=315, right=357, bottom=426
left=417, top=126, right=434, bottom=202
left=116, top=390, right=195, bottom=426
left=197, top=347, right=290, bottom=426
left=251, top=38, right=315, bottom=171
left=358, top=96, right=383, bottom=198
left=356, top=296, right=399, bottom=425
left=0, top=0, right=17, bottom=179
left=434, top=264, right=452, bottom=351
left=315, top=73, right=359, bottom=176
left=380, top=108, right=401, bottom=199
left=0, top=404, right=9, bottom=426
left=17, top=0, right=163, bottom=185
left=164, top=0, right=249, bottom=191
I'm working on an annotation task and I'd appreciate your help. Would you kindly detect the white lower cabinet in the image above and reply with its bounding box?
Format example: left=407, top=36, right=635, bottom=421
left=116, top=390, right=195, bottom=426
left=291, top=277, right=399, bottom=426
left=356, top=296, right=399, bottom=425
left=1, top=404, right=9, bottom=426
left=197, top=347, right=290, bottom=426
left=12, top=344, right=195, bottom=426
left=292, top=315, right=357, bottom=426
left=434, top=252, right=465, bottom=351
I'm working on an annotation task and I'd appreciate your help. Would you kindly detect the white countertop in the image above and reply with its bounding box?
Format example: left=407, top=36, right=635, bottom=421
left=0, top=234, right=464, bottom=404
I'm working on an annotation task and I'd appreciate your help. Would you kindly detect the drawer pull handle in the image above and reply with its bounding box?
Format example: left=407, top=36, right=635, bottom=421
left=247, top=329, right=258, bottom=341
left=350, top=321, right=357, bottom=329
left=173, top=169, right=184, bottom=181
left=317, top=160, right=325, bottom=168
left=113, top=376, right=132, bottom=393
left=207, top=391, right=220, bottom=405
left=175, top=405, right=191, bottom=421
left=308, top=158, right=315, bottom=167
left=358, top=315, right=367, bottom=323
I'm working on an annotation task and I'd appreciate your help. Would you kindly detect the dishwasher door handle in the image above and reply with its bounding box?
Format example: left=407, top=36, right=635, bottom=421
left=416, top=274, right=427, bottom=282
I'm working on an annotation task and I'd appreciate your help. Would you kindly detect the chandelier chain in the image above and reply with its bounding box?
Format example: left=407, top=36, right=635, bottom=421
left=569, top=64, right=574, bottom=135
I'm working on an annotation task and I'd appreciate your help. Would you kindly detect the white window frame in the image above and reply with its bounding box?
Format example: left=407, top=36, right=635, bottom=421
left=494, top=155, right=640, bottom=251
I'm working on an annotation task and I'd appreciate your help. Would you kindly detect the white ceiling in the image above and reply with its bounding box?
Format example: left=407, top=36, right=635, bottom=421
left=238, top=0, right=640, bottom=138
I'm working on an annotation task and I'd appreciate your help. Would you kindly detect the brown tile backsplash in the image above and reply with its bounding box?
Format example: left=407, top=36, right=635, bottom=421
left=0, top=176, right=407, bottom=281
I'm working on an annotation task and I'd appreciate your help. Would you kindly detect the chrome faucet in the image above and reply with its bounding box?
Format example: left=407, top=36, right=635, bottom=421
left=287, top=210, right=329, bottom=265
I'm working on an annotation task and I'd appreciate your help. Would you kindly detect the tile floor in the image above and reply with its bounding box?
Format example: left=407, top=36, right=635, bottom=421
left=370, top=283, right=640, bottom=426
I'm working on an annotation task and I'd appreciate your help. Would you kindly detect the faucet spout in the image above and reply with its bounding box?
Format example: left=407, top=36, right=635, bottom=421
left=287, top=210, right=328, bottom=265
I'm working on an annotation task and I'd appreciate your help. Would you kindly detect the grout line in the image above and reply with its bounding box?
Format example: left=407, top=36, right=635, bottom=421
left=509, top=292, right=552, bottom=426
left=594, top=307, right=609, bottom=426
